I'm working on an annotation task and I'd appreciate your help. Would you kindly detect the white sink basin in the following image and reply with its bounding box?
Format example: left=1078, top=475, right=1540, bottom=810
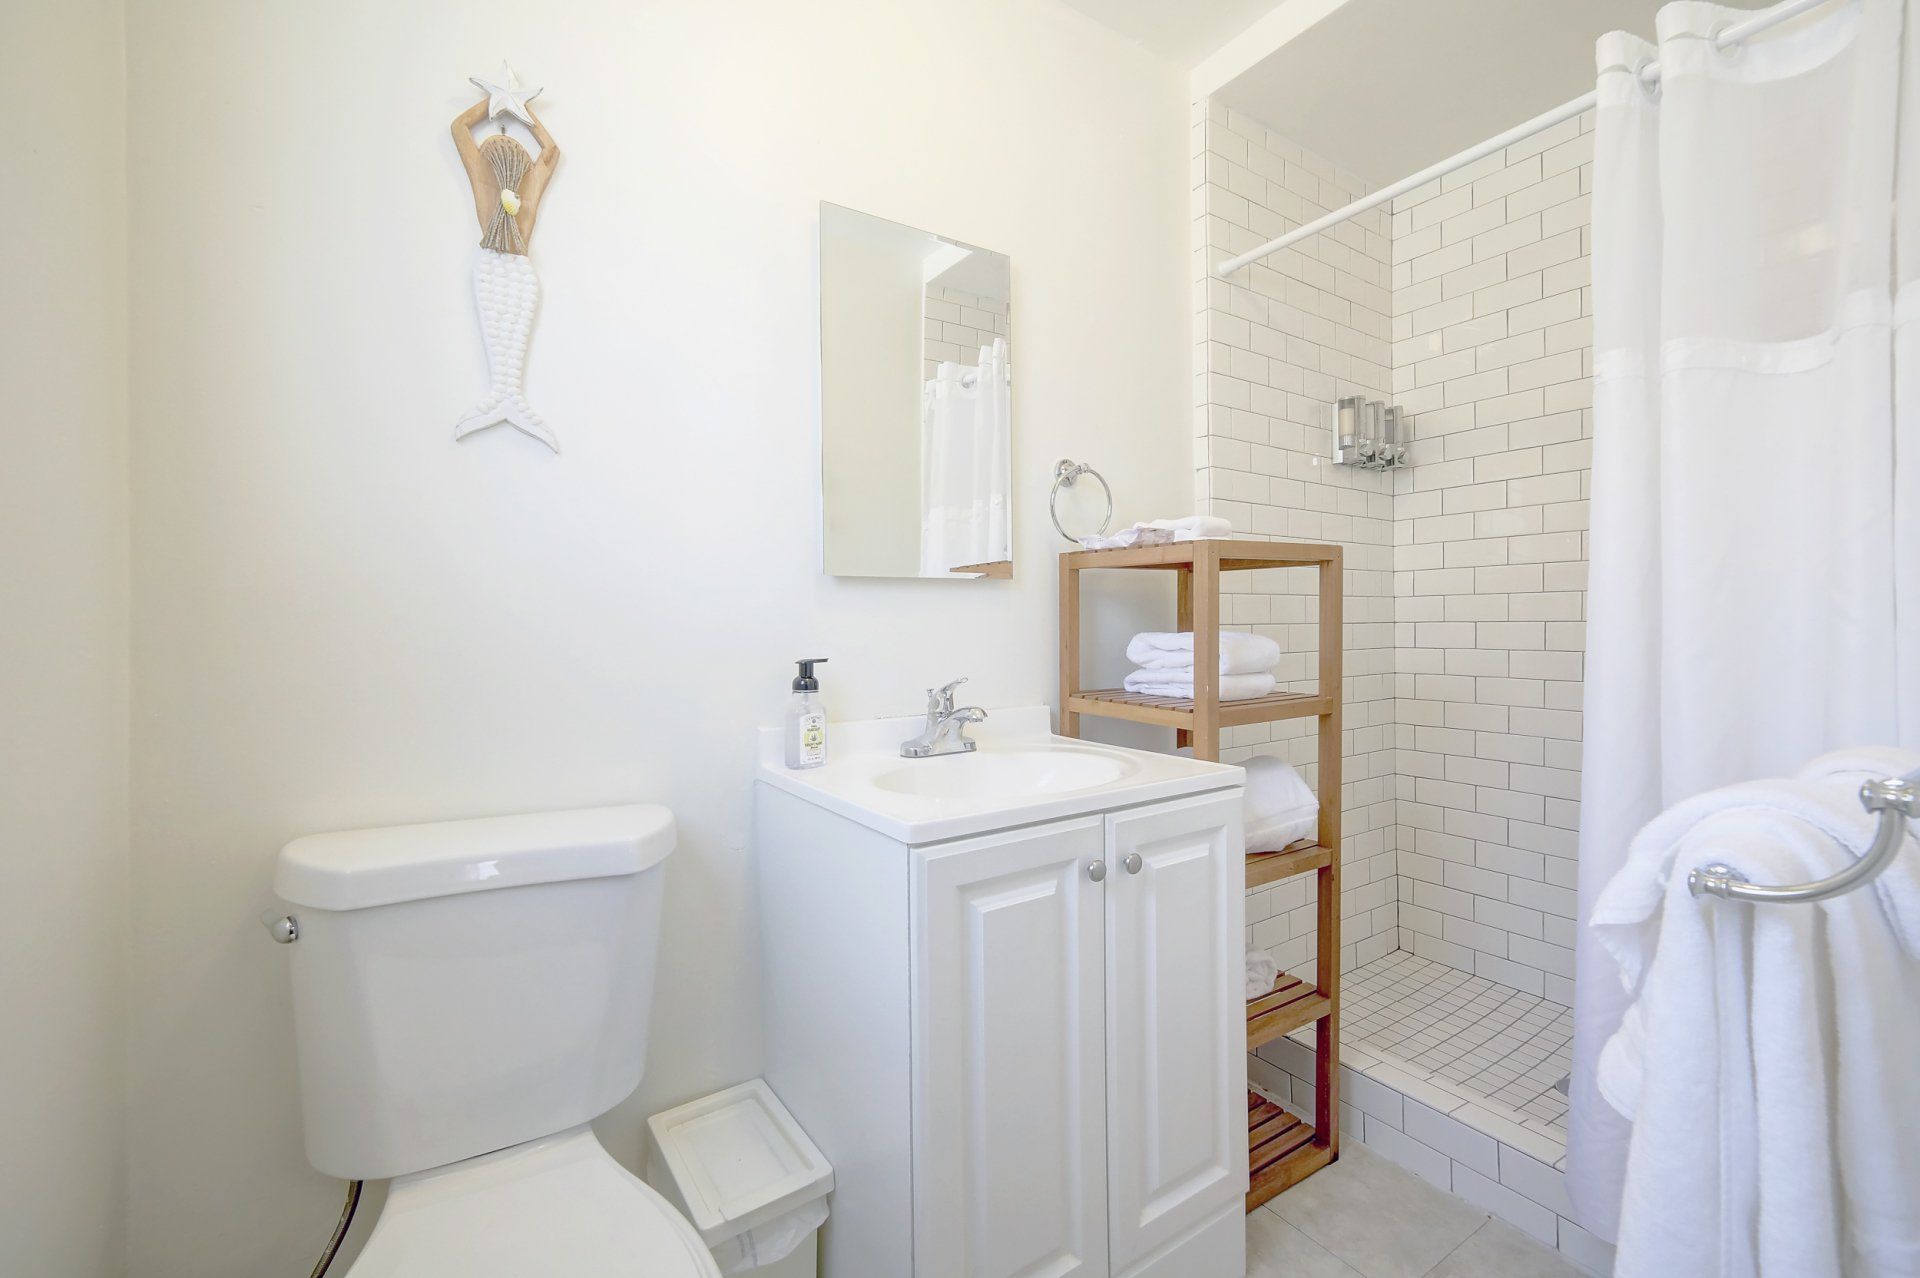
left=871, top=745, right=1138, bottom=800
left=756, top=706, right=1242, bottom=843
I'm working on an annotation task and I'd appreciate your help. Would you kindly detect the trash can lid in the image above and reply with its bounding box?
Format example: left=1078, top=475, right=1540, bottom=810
left=647, top=1079, right=834, bottom=1249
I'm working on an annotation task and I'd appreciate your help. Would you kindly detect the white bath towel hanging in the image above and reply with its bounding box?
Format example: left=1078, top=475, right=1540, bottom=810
left=1592, top=749, right=1920, bottom=1278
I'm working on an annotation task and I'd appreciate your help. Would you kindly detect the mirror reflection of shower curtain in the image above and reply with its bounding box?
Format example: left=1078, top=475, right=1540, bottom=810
left=919, top=338, right=1010, bottom=575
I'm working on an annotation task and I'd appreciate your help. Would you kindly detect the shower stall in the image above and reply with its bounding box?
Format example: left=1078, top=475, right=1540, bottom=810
left=1195, top=0, right=1918, bottom=1270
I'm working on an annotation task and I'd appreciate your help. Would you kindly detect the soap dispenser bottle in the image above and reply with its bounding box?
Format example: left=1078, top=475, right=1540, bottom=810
left=785, top=658, right=829, bottom=769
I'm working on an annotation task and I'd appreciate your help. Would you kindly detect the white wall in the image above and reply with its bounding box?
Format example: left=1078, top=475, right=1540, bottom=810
left=0, top=2, right=129, bottom=1274
left=122, top=1, right=1188, bottom=1272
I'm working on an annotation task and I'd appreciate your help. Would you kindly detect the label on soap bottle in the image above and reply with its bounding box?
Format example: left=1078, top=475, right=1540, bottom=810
left=799, top=713, right=826, bottom=766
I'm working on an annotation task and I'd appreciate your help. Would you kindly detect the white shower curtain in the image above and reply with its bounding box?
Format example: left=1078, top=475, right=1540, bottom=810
left=1570, top=0, right=1920, bottom=1239
left=919, top=338, right=1011, bottom=576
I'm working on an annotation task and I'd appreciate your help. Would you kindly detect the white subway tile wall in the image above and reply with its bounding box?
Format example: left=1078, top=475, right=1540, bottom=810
left=923, top=284, right=1009, bottom=379
left=1191, top=101, right=1400, bottom=980
left=1389, top=112, right=1593, bottom=1002
left=1196, top=100, right=1594, bottom=1001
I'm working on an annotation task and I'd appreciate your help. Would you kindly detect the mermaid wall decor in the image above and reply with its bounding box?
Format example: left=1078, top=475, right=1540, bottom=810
left=450, top=62, right=561, bottom=453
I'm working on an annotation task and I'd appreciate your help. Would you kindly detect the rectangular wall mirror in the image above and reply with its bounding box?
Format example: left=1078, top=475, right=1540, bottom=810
left=818, top=203, right=1011, bottom=579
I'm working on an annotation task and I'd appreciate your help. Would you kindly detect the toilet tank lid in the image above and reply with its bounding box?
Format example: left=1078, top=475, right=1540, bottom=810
left=275, top=804, right=675, bottom=911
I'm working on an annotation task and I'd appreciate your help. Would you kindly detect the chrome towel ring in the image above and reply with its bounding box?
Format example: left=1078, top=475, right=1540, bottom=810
left=1050, top=459, right=1113, bottom=545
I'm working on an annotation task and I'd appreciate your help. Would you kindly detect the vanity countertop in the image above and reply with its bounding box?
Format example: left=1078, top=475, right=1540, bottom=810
left=755, top=705, right=1241, bottom=844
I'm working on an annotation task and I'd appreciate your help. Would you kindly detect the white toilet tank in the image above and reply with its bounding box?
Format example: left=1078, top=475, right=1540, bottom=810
left=274, top=805, right=675, bottom=1181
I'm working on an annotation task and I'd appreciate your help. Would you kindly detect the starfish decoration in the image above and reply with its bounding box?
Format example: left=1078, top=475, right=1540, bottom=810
left=469, top=60, right=542, bottom=127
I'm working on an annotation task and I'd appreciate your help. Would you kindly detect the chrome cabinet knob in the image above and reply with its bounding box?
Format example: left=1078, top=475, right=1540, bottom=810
left=1087, top=860, right=1107, bottom=883
left=1123, top=853, right=1143, bottom=875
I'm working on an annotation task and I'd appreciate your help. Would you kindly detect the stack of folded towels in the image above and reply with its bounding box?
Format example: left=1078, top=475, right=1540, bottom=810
left=1122, top=630, right=1280, bottom=700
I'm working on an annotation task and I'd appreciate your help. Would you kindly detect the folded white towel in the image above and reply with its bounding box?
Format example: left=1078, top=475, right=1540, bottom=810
left=1593, top=748, right=1920, bottom=1278
left=1078, top=527, right=1159, bottom=551
left=1122, top=669, right=1276, bottom=700
left=1079, top=514, right=1232, bottom=551
left=1126, top=631, right=1280, bottom=675
left=1242, top=755, right=1319, bottom=850
left=1145, top=514, right=1232, bottom=539
left=1246, top=949, right=1279, bottom=998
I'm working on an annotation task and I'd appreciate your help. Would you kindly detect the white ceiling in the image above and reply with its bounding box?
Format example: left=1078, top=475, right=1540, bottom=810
left=1058, top=0, right=1289, bottom=66
left=1061, top=0, right=1687, bottom=186
left=1212, top=0, right=1669, bottom=184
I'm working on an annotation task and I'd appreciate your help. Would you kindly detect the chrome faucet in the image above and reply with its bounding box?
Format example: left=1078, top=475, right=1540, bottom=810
left=900, top=678, right=989, bottom=758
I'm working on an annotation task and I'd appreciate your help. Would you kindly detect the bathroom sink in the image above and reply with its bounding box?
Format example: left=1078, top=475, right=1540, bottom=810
left=870, top=745, right=1137, bottom=800
left=756, top=706, right=1241, bottom=843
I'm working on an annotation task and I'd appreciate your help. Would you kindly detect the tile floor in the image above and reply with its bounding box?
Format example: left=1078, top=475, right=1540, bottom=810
left=1343, top=952, right=1571, bottom=1140
left=1247, top=1143, right=1581, bottom=1278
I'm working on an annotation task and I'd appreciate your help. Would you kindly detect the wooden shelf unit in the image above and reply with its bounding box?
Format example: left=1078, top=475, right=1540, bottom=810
left=1058, top=538, right=1343, bottom=1211
left=1249, top=1091, right=1331, bottom=1204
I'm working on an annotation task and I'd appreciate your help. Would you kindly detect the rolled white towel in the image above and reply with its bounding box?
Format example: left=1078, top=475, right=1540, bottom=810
left=1122, top=669, right=1276, bottom=700
left=1126, top=630, right=1280, bottom=675
left=1246, top=949, right=1279, bottom=998
left=1243, top=754, right=1319, bottom=850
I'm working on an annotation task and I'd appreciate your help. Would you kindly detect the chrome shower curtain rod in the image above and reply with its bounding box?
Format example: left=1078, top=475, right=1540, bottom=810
left=1212, top=0, right=1836, bottom=278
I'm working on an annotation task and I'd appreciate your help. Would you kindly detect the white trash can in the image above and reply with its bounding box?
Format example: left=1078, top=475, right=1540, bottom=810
left=646, top=1078, right=834, bottom=1278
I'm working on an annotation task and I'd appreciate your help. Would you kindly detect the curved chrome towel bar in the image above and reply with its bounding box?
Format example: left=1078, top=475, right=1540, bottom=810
left=1689, top=768, right=1920, bottom=904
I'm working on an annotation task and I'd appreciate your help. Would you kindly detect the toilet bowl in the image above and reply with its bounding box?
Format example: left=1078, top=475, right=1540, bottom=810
left=348, top=1126, right=720, bottom=1277
left=274, top=804, right=713, bottom=1277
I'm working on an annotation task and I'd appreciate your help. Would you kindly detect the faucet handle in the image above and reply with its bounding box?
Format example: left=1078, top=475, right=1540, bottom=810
left=928, top=677, right=968, bottom=715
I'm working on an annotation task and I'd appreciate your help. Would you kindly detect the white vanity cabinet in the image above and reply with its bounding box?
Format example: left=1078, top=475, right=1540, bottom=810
left=755, top=726, right=1246, bottom=1278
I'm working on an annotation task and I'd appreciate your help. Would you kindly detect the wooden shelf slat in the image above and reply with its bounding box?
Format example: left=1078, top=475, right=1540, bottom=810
left=1248, top=1091, right=1333, bottom=1210
left=1247, top=972, right=1332, bottom=1050
left=1064, top=538, right=1340, bottom=572
left=1065, top=689, right=1330, bottom=730
left=948, top=559, right=1012, bottom=578
left=1246, top=843, right=1332, bottom=889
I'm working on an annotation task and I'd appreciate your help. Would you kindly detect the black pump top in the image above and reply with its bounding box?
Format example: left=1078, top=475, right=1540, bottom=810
left=792, top=657, right=828, bottom=692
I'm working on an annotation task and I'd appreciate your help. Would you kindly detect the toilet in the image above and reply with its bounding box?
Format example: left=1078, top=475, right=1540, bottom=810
left=274, top=804, right=720, bottom=1278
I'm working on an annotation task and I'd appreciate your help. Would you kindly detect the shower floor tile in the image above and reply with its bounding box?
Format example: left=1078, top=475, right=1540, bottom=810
left=1316, top=951, right=1574, bottom=1150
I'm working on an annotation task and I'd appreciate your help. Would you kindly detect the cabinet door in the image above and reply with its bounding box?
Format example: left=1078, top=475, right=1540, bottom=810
left=1104, top=793, right=1246, bottom=1275
left=912, top=817, right=1110, bottom=1278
